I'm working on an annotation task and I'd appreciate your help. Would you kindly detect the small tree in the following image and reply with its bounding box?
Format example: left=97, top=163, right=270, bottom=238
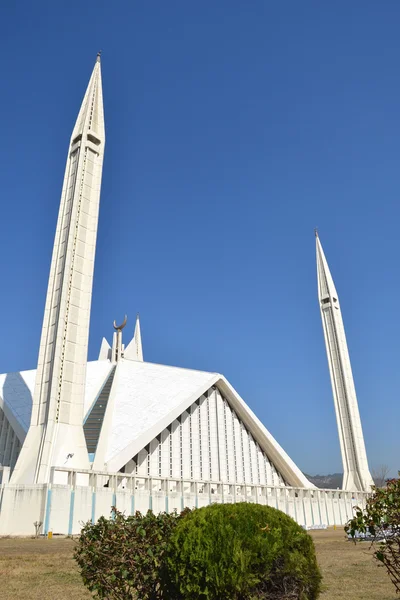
left=345, top=474, right=400, bottom=593
left=33, top=521, right=42, bottom=538
left=372, top=464, right=390, bottom=488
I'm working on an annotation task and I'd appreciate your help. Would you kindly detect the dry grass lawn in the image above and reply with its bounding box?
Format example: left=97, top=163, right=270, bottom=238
left=311, top=528, right=395, bottom=599
left=0, top=528, right=396, bottom=599
left=0, top=537, right=91, bottom=599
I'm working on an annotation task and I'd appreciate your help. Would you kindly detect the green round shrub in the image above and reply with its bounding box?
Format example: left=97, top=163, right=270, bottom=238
left=74, top=508, right=187, bottom=599
left=165, top=502, right=322, bottom=599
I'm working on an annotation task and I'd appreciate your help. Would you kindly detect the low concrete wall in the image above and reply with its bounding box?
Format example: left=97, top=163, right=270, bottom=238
left=0, top=485, right=47, bottom=535
left=0, top=467, right=368, bottom=536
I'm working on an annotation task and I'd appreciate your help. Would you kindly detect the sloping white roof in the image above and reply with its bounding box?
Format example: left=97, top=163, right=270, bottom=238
left=0, top=357, right=312, bottom=488
left=92, top=358, right=312, bottom=489
left=0, top=370, right=36, bottom=440
left=215, top=377, right=313, bottom=488
left=0, top=360, right=113, bottom=439
left=97, top=359, right=217, bottom=468
left=83, top=360, right=114, bottom=417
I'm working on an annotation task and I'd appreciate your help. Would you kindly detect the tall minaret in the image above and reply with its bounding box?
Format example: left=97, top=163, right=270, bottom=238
left=11, top=55, right=105, bottom=484
left=316, top=232, right=373, bottom=492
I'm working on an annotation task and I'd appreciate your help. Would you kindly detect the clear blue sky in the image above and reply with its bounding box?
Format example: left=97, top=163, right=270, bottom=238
left=0, top=1, right=399, bottom=477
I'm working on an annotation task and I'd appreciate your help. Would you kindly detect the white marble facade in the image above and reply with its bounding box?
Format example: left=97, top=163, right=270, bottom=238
left=125, top=387, right=286, bottom=487
left=0, top=56, right=375, bottom=535
left=0, top=349, right=311, bottom=491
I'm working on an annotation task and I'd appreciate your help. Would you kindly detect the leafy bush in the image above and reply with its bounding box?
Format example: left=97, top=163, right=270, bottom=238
left=345, top=474, right=400, bottom=593
left=74, top=507, right=187, bottom=599
left=75, top=503, right=321, bottom=600
left=165, top=502, right=322, bottom=599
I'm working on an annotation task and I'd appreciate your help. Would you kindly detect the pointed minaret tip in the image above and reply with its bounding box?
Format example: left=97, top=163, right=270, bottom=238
left=71, top=52, right=105, bottom=145
left=96, top=51, right=101, bottom=63
left=314, top=227, right=319, bottom=238
left=316, top=231, right=338, bottom=300
left=124, top=312, right=144, bottom=361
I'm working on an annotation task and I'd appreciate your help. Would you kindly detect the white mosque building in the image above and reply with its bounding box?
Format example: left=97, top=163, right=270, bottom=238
left=0, top=57, right=372, bottom=535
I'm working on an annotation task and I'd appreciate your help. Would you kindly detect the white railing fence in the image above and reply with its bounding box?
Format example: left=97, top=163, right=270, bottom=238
left=0, top=466, right=369, bottom=536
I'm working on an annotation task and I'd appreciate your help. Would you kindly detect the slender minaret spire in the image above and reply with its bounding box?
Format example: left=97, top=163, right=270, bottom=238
left=316, top=232, right=373, bottom=492
left=124, top=314, right=144, bottom=361
left=11, top=56, right=105, bottom=484
left=133, top=314, right=144, bottom=361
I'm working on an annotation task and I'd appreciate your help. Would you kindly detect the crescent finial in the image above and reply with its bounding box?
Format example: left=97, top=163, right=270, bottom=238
left=113, top=315, right=128, bottom=330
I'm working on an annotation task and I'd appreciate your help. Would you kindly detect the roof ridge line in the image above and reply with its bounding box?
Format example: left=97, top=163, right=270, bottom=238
left=121, top=357, right=219, bottom=376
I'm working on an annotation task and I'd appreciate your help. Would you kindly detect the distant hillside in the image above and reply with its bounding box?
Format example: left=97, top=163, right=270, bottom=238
left=304, top=473, right=343, bottom=489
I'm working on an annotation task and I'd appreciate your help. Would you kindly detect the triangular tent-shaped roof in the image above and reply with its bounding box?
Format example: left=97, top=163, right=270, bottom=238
left=0, top=357, right=312, bottom=489
left=91, top=358, right=312, bottom=488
